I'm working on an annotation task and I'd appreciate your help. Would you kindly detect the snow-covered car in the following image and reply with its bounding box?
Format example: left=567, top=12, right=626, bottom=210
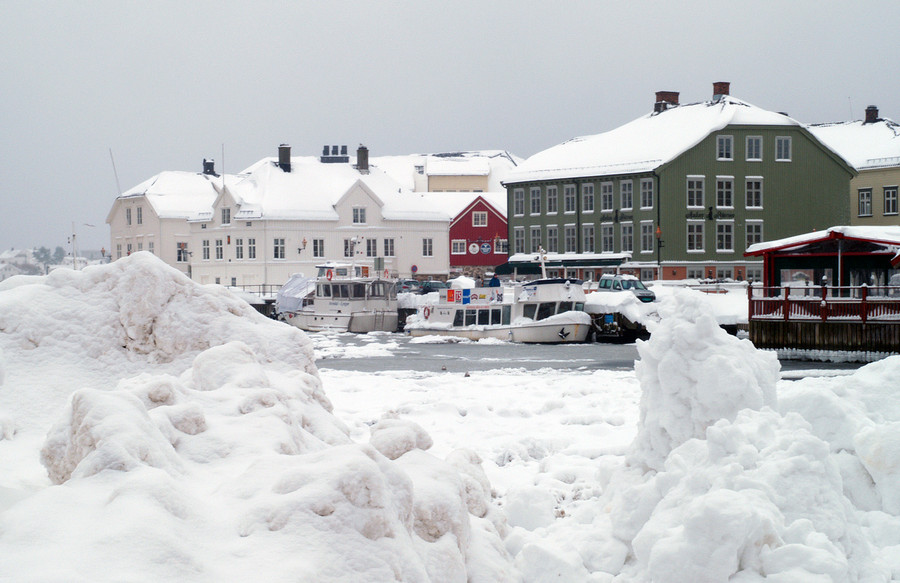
left=397, top=279, right=420, bottom=293
left=596, top=274, right=656, bottom=302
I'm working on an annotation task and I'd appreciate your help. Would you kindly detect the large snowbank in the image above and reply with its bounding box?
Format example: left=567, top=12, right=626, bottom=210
left=0, top=253, right=515, bottom=581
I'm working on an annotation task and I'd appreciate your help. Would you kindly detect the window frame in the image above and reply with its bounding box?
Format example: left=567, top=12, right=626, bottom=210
left=451, top=239, right=467, bottom=255
left=546, top=225, right=558, bottom=253
left=775, top=136, right=792, bottom=161
left=687, top=176, right=705, bottom=208
left=582, top=224, right=595, bottom=253
left=383, top=238, right=395, bottom=257
left=884, top=186, right=898, bottom=216
left=858, top=189, right=873, bottom=217
left=717, top=135, right=734, bottom=161
left=215, top=239, right=223, bottom=260
left=619, top=181, right=632, bottom=211
left=422, top=238, right=433, bottom=257
left=530, top=226, right=542, bottom=253
left=745, top=177, right=764, bottom=209
left=640, top=179, right=654, bottom=209
left=600, top=223, right=614, bottom=253
left=687, top=221, right=704, bottom=253
left=564, top=224, right=577, bottom=253
left=273, top=238, right=285, bottom=259
left=546, top=186, right=558, bottom=214
left=221, top=207, right=231, bottom=225
left=745, top=220, right=763, bottom=250
left=563, top=184, right=577, bottom=214
left=472, top=211, right=488, bottom=227
left=716, top=221, right=734, bottom=252
left=530, top=187, right=541, bottom=215
left=202, top=239, right=210, bottom=260
left=716, top=176, right=734, bottom=209
left=640, top=221, right=654, bottom=254
left=352, top=207, right=367, bottom=225
left=513, top=189, right=525, bottom=216
left=746, top=136, right=762, bottom=161
left=513, top=227, right=525, bottom=254
left=582, top=183, right=595, bottom=213
left=313, top=239, right=325, bottom=258
left=621, top=223, right=633, bottom=254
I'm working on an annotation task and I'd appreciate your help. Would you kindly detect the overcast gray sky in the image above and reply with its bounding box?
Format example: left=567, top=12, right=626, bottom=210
left=2, top=1, right=898, bottom=252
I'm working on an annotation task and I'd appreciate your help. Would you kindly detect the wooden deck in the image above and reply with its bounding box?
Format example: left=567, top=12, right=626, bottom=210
left=748, top=285, right=900, bottom=352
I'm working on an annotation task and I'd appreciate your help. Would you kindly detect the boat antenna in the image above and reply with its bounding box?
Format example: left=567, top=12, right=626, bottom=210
left=537, top=246, right=547, bottom=279
left=109, top=148, right=122, bottom=195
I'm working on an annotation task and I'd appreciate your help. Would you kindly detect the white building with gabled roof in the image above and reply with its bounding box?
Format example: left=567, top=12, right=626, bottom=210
left=187, top=145, right=451, bottom=287
left=371, top=150, right=522, bottom=193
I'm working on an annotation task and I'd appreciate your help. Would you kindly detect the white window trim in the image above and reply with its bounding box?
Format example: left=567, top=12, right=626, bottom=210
left=513, top=189, right=525, bottom=217
left=884, top=186, right=899, bottom=216
left=530, top=187, right=542, bottom=216
left=775, top=136, right=792, bottom=162
left=472, top=211, right=488, bottom=227
left=745, top=176, right=764, bottom=209
left=746, top=219, right=764, bottom=249
left=620, top=222, right=634, bottom=254
left=686, top=220, right=705, bottom=254
left=716, top=220, right=735, bottom=253
left=581, top=184, right=595, bottom=214
left=618, top=180, right=633, bottom=211
left=563, top=184, right=577, bottom=214
left=716, top=175, right=735, bottom=209
left=746, top=136, right=763, bottom=161
left=564, top=223, right=578, bottom=254
left=639, top=179, right=654, bottom=210
left=686, top=175, right=705, bottom=209
left=717, top=135, right=734, bottom=161
left=451, top=239, right=467, bottom=255
left=640, top=220, right=654, bottom=254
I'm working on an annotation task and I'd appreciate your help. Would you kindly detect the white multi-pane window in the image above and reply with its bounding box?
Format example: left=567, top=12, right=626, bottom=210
left=366, top=238, right=377, bottom=257
left=546, top=226, right=558, bottom=253
left=716, top=177, right=734, bottom=208
left=117, top=243, right=123, bottom=259
left=215, top=239, right=223, bottom=260
left=313, top=239, right=324, bottom=258
left=885, top=187, right=898, bottom=215
left=273, top=238, right=285, bottom=259
left=125, top=207, right=132, bottom=225
left=599, top=183, right=612, bottom=211
left=494, top=238, right=508, bottom=254
left=472, top=211, right=488, bottom=227
left=746, top=178, right=763, bottom=208
left=716, top=222, right=734, bottom=252
left=147, top=241, right=154, bottom=255
left=530, top=226, right=542, bottom=253
left=640, top=179, right=654, bottom=209
left=514, top=227, right=525, bottom=253
left=343, top=239, right=354, bottom=258
left=746, top=221, right=763, bottom=249
left=619, top=181, right=632, bottom=210
left=746, top=136, right=762, bottom=161
left=582, top=224, right=595, bottom=252
left=422, top=238, right=433, bottom=257
left=564, top=185, right=576, bottom=213
left=221, top=208, right=230, bottom=225
left=352, top=207, right=366, bottom=224
left=621, top=223, right=633, bottom=253
left=600, top=224, right=614, bottom=253
left=530, top=187, right=541, bottom=215
left=859, top=189, right=873, bottom=216
left=717, top=135, right=733, bottom=160
left=547, top=186, right=558, bottom=214
left=513, top=189, right=525, bottom=216
left=687, top=267, right=704, bottom=279
left=776, top=136, right=792, bottom=161
left=248, top=239, right=256, bottom=259
left=582, top=184, right=594, bottom=213
left=687, top=222, right=704, bottom=252
left=641, top=221, right=654, bottom=253
left=564, top=225, right=577, bottom=253
left=451, top=239, right=466, bottom=255
left=202, top=239, right=210, bottom=260
left=383, top=238, right=394, bottom=257
left=137, top=207, right=143, bottom=225
left=687, top=176, right=704, bottom=208
left=235, top=238, right=243, bottom=259
left=746, top=267, right=763, bottom=282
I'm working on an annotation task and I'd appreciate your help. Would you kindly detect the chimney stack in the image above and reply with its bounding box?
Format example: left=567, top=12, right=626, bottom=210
left=654, top=91, right=679, bottom=113
left=865, top=105, right=879, bottom=124
left=713, top=81, right=730, bottom=100
left=202, top=158, right=216, bottom=175
left=356, top=145, right=369, bottom=174
left=278, top=144, right=291, bottom=172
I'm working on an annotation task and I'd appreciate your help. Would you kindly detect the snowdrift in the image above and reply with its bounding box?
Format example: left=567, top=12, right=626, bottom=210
left=0, top=253, right=515, bottom=582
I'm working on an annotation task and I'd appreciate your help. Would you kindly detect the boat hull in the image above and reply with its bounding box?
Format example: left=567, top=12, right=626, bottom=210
left=407, top=320, right=590, bottom=343
left=284, top=310, right=398, bottom=333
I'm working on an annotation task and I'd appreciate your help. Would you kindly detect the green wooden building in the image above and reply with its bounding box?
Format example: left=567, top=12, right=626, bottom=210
left=502, top=82, right=856, bottom=282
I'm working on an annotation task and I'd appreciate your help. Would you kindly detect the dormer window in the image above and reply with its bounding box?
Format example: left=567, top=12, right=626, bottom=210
left=353, top=207, right=367, bottom=224
left=221, top=208, right=231, bottom=225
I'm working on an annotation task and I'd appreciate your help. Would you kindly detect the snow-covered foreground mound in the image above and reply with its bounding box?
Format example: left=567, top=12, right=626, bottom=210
left=0, top=254, right=515, bottom=581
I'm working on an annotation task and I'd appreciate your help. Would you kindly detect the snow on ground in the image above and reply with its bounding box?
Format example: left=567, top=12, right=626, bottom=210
left=2, top=253, right=900, bottom=581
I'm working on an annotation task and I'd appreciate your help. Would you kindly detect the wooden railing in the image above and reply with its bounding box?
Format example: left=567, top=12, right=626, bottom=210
left=749, top=285, right=900, bottom=323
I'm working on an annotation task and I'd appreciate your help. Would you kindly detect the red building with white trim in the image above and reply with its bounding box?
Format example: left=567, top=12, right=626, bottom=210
left=448, top=195, right=508, bottom=278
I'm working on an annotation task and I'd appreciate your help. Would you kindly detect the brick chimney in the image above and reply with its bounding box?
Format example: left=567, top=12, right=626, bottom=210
left=865, top=105, right=879, bottom=124
left=654, top=91, right=679, bottom=112
left=356, top=145, right=369, bottom=174
left=278, top=144, right=291, bottom=172
left=713, top=81, right=730, bottom=100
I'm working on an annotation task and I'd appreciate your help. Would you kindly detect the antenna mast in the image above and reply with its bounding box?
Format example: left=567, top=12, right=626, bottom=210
left=109, top=148, right=122, bottom=195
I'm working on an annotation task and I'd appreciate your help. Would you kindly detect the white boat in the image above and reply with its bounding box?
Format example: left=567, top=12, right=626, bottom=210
left=405, top=277, right=592, bottom=343
left=280, top=262, right=398, bottom=333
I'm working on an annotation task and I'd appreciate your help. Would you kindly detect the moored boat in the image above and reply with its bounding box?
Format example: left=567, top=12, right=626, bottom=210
left=405, top=277, right=591, bottom=343
left=279, top=262, right=398, bottom=333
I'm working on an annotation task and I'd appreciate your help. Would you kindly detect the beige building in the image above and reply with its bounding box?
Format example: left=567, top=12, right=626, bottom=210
left=810, top=106, right=900, bottom=226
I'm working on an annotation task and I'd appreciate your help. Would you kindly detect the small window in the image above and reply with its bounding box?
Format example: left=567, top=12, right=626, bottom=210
left=452, top=239, right=466, bottom=255
left=513, top=189, right=525, bottom=216
left=884, top=187, right=898, bottom=215
left=530, top=226, right=542, bottom=253
left=125, top=207, right=132, bottom=226
left=422, top=238, right=433, bottom=257
left=352, top=207, right=366, bottom=224
left=776, top=136, right=792, bottom=161
left=618, top=181, right=631, bottom=210
left=687, top=176, right=704, bottom=208
left=472, top=211, right=488, bottom=227
left=746, top=136, right=762, bottom=161
left=582, top=184, right=595, bottom=213
left=640, top=179, right=654, bottom=209
left=716, top=222, right=734, bottom=252
left=564, top=185, right=577, bottom=213
left=717, top=135, right=733, bottom=160
left=136, top=207, right=143, bottom=225
left=716, top=177, right=734, bottom=208
left=858, top=189, right=873, bottom=217
left=546, top=186, right=558, bottom=214
left=221, top=208, right=231, bottom=225
left=313, top=239, right=325, bottom=258
left=273, top=238, right=285, bottom=259
left=745, top=178, right=763, bottom=209
left=530, top=187, right=541, bottom=215
left=687, top=222, right=704, bottom=252
left=383, top=238, right=395, bottom=257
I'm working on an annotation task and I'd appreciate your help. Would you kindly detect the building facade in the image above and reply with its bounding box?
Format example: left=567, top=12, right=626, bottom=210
left=504, top=83, right=855, bottom=282
left=810, top=106, right=900, bottom=227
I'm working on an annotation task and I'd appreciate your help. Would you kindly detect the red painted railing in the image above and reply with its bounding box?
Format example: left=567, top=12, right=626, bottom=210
left=748, top=285, right=900, bottom=323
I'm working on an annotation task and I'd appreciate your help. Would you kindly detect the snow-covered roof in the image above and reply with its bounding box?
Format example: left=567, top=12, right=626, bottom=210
left=808, top=118, right=900, bottom=170
left=745, top=225, right=900, bottom=255
left=371, top=151, right=522, bottom=191
left=506, top=96, right=804, bottom=184
left=228, top=156, right=448, bottom=222
left=116, top=171, right=226, bottom=219
left=416, top=191, right=507, bottom=220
